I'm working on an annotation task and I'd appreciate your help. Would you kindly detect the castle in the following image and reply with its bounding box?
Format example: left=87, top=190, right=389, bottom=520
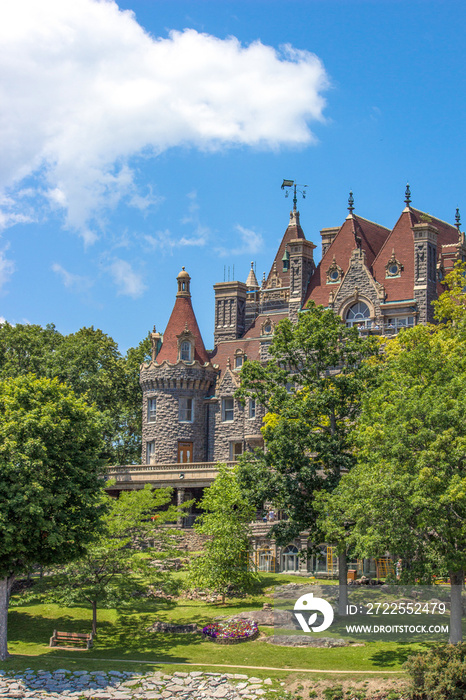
left=109, top=185, right=465, bottom=574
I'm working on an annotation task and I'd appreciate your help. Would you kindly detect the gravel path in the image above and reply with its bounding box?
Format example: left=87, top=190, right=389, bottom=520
left=0, top=669, right=276, bottom=700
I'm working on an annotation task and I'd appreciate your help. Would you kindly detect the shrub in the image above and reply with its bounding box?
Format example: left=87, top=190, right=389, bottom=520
left=323, top=686, right=344, bottom=700
left=403, top=643, right=466, bottom=700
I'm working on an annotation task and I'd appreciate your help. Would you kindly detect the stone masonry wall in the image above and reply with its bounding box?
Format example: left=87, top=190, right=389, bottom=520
left=334, top=248, right=383, bottom=322
left=211, top=368, right=263, bottom=463
left=140, top=361, right=217, bottom=464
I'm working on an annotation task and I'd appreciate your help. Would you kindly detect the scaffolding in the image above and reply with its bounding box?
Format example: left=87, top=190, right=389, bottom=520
left=327, top=546, right=338, bottom=574
left=255, top=547, right=276, bottom=573
left=376, top=557, right=395, bottom=578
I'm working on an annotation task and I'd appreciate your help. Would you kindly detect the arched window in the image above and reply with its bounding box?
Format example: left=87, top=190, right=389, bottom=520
left=345, top=301, right=371, bottom=329
left=180, top=341, right=192, bottom=361
left=281, top=545, right=299, bottom=572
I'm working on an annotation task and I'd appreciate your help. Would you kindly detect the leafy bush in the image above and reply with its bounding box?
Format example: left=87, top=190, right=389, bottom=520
left=403, top=644, right=466, bottom=699
left=323, top=686, right=344, bottom=700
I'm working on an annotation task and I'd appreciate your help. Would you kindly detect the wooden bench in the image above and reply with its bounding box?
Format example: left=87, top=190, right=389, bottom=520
left=49, top=630, right=94, bottom=650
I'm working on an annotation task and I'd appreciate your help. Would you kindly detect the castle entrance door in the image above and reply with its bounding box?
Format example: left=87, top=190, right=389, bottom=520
left=178, top=441, right=193, bottom=463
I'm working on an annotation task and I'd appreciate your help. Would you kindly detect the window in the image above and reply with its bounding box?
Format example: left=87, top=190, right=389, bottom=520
left=345, top=301, right=371, bottom=328
left=179, top=397, right=193, bottom=422
left=147, top=397, right=156, bottom=423
left=282, top=545, right=299, bottom=572
left=146, top=441, right=155, bottom=464
left=235, top=354, right=244, bottom=369
left=180, top=341, right=192, bottom=361
left=385, top=316, right=415, bottom=333
left=230, top=442, right=243, bottom=460
left=249, top=399, right=256, bottom=419
left=222, top=397, right=234, bottom=422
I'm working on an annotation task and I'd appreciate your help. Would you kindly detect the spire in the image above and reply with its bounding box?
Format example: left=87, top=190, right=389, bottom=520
left=245, top=261, right=259, bottom=289
left=404, top=183, right=412, bottom=207
left=155, top=268, right=209, bottom=365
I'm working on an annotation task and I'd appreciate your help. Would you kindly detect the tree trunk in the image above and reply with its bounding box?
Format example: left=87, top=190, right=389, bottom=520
left=338, top=550, right=348, bottom=616
left=92, top=600, right=98, bottom=636
left=449, top=570, right=463, bottom=644
left=0, top=574, right=14, bottom=661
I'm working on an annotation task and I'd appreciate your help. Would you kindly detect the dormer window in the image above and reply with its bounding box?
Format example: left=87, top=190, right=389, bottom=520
left=177, top=324, right=196, bottom=363
left=385, top=250, right=403, bottom=278
left=234, top=350, right=246, bottom=369
left=326, top=256, right=343, bottom=284
left=180, top=341, right=192, bottom=361
left=261, top=317, right=274, bottom=335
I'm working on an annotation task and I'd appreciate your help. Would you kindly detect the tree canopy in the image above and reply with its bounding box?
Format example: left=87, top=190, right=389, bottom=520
left=48, top=485, right=185, bottom=634
left=189, top=464, right=258, bottom=603
left=0, top=322, right=151, bottom=464
left=0, top=374, right=105, bottom=659
left=236, top=302, right=379, bottom=547
left=321, top=270, right=466, bottom=643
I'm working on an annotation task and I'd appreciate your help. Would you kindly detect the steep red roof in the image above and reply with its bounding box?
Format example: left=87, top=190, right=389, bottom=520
left=156, top=276, right=209, bottom=365
left=304, top=215, right=390, bottom=307
left=372, top=208, right=458, bottom=302
left=264, top=209, right=306, bottom=289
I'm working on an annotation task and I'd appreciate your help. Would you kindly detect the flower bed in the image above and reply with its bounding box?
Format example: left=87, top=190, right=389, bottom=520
left=202, top=620, right=259, bottom=645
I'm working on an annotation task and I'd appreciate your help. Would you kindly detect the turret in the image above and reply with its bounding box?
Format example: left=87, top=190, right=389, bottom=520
left=139, top=268, right=217, bottom=465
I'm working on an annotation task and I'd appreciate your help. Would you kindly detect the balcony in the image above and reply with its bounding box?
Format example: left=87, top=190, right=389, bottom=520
left=106, top=461, right=235, bottom=488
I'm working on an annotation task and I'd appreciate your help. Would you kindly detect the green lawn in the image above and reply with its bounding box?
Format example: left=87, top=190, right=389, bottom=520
left=1, top=573, right=444, bottom=679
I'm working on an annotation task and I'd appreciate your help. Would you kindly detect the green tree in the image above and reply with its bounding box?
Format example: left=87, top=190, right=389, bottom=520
left=325, top=321, right=466, bottom=643
left=0, top=322, right=63, bottom=379
left=0, top=323, right=151, bottom=465
left=0, top=374, right=104, bottom=659
left=49, top=485, right=184, bottom=634
left=189, top=465, right=259, bottom=603
left=237, top=303, right=379, bottom=612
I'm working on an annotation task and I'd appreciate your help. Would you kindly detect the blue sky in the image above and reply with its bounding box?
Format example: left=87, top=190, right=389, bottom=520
left=1, top=0, right=465, bottom=352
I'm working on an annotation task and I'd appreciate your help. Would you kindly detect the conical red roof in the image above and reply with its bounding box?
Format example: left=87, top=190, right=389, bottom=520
left=155, top=269, right=209, bottom=365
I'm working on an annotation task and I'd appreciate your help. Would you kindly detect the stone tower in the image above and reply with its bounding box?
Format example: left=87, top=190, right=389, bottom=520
left=139, top=267, right=217, bottom=465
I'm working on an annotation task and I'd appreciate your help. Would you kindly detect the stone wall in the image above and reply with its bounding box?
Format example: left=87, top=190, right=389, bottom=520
left=334, top=248, right=383, bottom=322
left=140, top=361, right=217, bottom=464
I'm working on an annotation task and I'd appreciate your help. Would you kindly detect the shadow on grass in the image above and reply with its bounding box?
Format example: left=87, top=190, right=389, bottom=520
left=99, top=612, right=203, bottom=661
left=8, top=607, right=200, bottom=664
left=8, top=609, right=108, bottom=643
left=369, top=642, right=432, bottom=668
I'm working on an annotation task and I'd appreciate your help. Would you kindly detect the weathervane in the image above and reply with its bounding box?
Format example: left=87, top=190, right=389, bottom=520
left=281, top=179, right=307, bottom=211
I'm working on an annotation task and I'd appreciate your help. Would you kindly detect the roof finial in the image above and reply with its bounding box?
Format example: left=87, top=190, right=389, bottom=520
left=455, top=207, right=461, bottom=231
left=348, top=191, right=354, bottom=215
left=405, top=183, right=411, bottom=207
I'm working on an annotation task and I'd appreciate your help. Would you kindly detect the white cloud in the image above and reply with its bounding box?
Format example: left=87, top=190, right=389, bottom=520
left=144, top=225, right=209, bottom=253
left=216, top=224, right=264, bottom=257
left=0, top=0, right=329, bottom=240
left=51, top=263, right=93, bottom=293
left=106, top=258, right=146, bottom=298
left=0, top=247, right=15, bottom=291
left=0, top=316, right=6, bottom=325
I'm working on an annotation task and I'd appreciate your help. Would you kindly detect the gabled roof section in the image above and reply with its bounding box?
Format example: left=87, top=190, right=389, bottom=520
left=209, top=337, right=262, bottom=378
left=304, top=214, right=390, bottom=308
left=372, top=207, right=459, bottom=302
left=264, top=209, right=306, bottom=289
left=155, top=268, right=210, bottom=365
